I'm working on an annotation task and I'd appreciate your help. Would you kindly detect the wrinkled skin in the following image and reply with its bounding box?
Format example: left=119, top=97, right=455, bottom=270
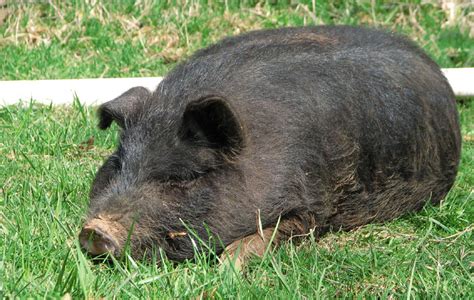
left=79, top=26, right=461, bottom=263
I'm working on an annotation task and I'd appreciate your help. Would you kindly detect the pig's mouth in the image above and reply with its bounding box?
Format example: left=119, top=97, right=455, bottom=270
left=79, top=216, right=126, bottom=257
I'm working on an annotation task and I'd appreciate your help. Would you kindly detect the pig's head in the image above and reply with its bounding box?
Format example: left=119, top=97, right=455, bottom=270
left=79, top=86, right=246, bottom=261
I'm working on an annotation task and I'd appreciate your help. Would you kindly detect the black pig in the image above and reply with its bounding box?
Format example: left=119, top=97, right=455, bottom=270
left=79, top=26, right=461, bottom=264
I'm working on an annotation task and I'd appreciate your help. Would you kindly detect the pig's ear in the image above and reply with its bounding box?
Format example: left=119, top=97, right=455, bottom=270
left=181, top=97, right=245, bottom=153
left=98, top=86, right=150, bottom=129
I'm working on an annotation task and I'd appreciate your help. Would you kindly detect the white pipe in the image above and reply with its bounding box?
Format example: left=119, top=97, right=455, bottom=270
left=0, top=77, right=162, bottom=107
left=0, top=68, right=472, bottom=107
left=441, top=68, right=474, bottom=97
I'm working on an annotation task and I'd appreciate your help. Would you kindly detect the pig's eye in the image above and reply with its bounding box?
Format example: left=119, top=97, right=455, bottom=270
left=164, top=172, right=198, bottom=183
left=149, top=168, right=202, bottom=185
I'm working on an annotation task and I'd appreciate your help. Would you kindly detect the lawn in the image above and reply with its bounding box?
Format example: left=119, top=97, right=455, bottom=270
left=0, top=1, right=473, bottom=298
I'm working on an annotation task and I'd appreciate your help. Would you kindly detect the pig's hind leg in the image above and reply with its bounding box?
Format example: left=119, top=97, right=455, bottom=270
left=220, top=214, right=316, bottom=269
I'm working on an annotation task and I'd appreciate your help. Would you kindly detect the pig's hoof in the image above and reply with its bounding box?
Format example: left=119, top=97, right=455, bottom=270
left=220, top=229, right=274, bottom=270
left=79, top=218, right=124, bottom=256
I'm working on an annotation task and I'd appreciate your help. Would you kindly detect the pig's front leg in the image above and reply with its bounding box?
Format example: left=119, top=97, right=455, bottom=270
left=220, top=215, right=316, bottom=269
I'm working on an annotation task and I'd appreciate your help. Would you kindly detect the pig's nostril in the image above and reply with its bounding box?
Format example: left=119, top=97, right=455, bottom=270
left=79, top=226, right=118, bottom=256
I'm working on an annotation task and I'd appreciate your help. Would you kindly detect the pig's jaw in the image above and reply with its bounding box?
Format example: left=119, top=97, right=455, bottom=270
left=79, top=215, right=127, bottom=257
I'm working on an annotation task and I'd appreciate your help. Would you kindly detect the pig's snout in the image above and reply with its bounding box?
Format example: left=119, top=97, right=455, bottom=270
left=79, top=217, right=126, bottom=257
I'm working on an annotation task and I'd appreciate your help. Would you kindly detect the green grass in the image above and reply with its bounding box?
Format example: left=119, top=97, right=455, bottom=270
left=0, top=0, right=472, bottom=80
left=1, top=1, right=473, bottom=298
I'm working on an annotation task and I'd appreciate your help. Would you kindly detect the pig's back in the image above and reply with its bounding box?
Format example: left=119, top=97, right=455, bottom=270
left=160, top=26, right=461, bottom=230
